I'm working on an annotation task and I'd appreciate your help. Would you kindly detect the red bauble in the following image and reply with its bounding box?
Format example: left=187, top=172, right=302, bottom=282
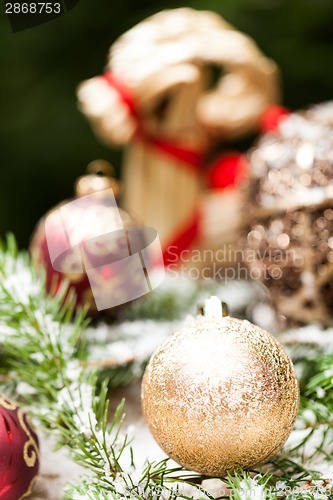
left=30, top=196, right=134, bottom=314
left=30, top=160, right=144, bottom=315
left=30, top=212, right=93, bottom=309
left=0, top=396, right=39, bottom=500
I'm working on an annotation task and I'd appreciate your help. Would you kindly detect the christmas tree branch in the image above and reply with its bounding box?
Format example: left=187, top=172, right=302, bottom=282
left=0, top=235, right=333, bottom=498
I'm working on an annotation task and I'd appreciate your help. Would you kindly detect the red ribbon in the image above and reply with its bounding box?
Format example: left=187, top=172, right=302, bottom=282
left=102, top=72, right=287, bottom=265
left=102, top=73, right=203, bottom=172
left=145, top=136, right=203, bottom=171
left=162, top=210, right=200, bottom=265
left=103, top=72, right=139, bottom=120
left=102, top=72, right=205, bottom=264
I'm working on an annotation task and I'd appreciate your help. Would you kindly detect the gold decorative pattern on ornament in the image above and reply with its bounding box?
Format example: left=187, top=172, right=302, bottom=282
left=0, top=394, right=18, bottom=410
left=18, top=475, right=38, bottom=500
left=18, top=409, right=40, bottom=467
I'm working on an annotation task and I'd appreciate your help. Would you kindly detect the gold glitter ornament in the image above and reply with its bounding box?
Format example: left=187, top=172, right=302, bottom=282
left=141, top=297, right=299, bottom=476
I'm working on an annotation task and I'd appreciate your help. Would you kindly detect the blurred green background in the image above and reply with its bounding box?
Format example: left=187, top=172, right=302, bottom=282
left=0, top=0, right=333, bottom=247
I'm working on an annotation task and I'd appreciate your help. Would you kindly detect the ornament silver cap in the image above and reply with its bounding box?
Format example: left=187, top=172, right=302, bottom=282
left=199, top=296, right=229, bottom=318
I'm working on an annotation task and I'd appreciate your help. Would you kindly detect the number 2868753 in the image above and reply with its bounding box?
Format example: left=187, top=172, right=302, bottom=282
left=5, top=3, right=62, bottom=14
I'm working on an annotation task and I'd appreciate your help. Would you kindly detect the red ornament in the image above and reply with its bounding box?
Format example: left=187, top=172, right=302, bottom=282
left=0, top=395, right=39, bottom=500
left=30, top=160, right=155, bottom=315
left=30, top=214, right=94, bottom=309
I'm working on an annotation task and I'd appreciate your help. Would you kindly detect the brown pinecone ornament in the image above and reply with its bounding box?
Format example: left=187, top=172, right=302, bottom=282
left=141, top=297, right=299, bottom=476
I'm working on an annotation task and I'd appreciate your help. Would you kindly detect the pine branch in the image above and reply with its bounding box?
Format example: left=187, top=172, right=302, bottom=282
left=1, top=235, right=333, bottom=499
